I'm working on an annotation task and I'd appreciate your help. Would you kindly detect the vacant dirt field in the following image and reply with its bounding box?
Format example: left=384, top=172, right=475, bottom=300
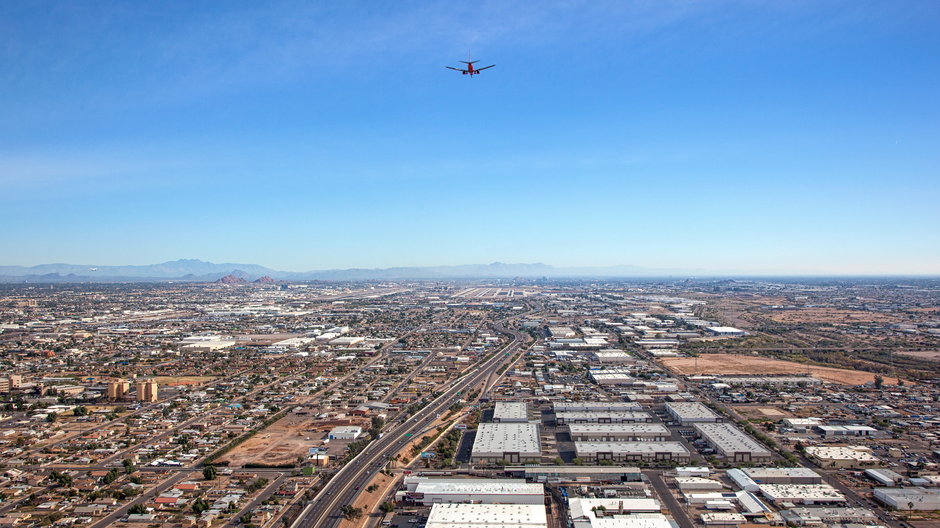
left=217, top=413, right=348, bottom=467
left=896, top=350, right=940, bottom=362
left=766, top=308, right=901, bottom=325
left=662, top=354, right=900, bottom=385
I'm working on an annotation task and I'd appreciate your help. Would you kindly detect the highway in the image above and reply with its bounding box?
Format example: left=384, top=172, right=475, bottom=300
left=290, top=319, right=528, bottom=528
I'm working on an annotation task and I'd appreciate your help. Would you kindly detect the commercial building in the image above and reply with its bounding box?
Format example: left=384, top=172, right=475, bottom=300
left=815, top=425, right=879, bottom=438
left=693, top=423, right=772, bottom=463
left=779, top=507, right=880, bottom=526
left=574, top=441, right=690, bottom=464
left=426, top=504, right=548, bottom=528
left=504, top=466, right=642, bottom=484
left=589, top=369, right=635, bottom=385
left=554, top=402, right=643, bottom=413
left=568, top=498, right=670, bottom=528
left=757, top=484, right=846, bottom=505
left=568, top=424, right=670, bottom=442
left=874, top=488, right=940, bottom=511
left=864, top=468, right=906, bottom=487
left=804, top=446, right=880, bottom=469
left=727, top=468, right=822, bottom=492
left=327, top=426, right=362, bottom=440
left=548, top=327, right=576, bottom=338
left=556, top=411, right=652, bottom=425
left=136, top=380, right=158, bottom=402
left=471, top=423, right=541, bottom=465
left=493, top=401, right=529, bottom=423
left=593, top=350, right=636, bottom=363
left=706, top=327, right=746, bottom=337
left=664, top=402, right=719, bottom=425
left=400, top=477, right=544, bottom=505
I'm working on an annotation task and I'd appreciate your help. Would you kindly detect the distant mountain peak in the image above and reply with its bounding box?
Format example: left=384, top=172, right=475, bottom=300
left=215, top=274, right=248, bottom=284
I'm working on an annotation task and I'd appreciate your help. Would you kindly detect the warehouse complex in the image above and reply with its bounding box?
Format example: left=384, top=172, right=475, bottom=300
left=471, top=422, right=542, bottom=464
left=567, top=423, right=670, bottom=442
left=400, top=477, right=544, bottom=505
left=664, top=401, right=720, bottom=425
left=574, top=441, right=691, bottom=463
left=693, top=422, right=773, bottom=463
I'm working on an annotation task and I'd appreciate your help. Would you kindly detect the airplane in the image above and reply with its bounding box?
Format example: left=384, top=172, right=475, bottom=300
left=446, top=60, right=494, bottom=77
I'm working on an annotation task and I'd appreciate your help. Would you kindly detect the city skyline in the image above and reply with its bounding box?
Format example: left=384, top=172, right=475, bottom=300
left=2, top=1, right=939, bottom=274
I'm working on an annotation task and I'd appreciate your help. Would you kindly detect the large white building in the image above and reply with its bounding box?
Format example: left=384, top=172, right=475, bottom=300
left=693, top=423, right=772, bottom=463
left=554, top=402, right=644, bottom=413
left=568, top=423, right=670, bottom=442
left=426, top=504, right=548, bottom=528
left=874, top=488, right=940, bottom=511
left=664, top=402, right=719, bottom=425
left=568, top=498, right=671, bottom=528
left=471, top=422, right=541, bottom=464
left=758, top=484, right=846, bottom=505
left=400, top=477, right=544, bottom=505
left=556, top=411, right=652, bottom=425
left=574, top=441, right=691, bottom=464
left=493, top=401, right=529, bottom=423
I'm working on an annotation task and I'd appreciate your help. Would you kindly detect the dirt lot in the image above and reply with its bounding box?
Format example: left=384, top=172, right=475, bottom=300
left=896, top=350, right=940, bottom=362
left=662, top=354, right=900, bottom=385
left=766, top=308, right=902, bottom=325
left=218, top=414, right=366, bottom=467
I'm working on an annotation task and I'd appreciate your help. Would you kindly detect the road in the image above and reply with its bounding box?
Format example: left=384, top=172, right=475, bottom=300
left=290, top=319, right=528, bottom=528
left=646, top=471, right=694, bottom=528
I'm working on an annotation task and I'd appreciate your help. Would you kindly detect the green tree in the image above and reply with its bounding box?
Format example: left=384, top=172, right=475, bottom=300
left=203, top=465, right=218, bottom=480
left=128, top=504, right=147, bottom=515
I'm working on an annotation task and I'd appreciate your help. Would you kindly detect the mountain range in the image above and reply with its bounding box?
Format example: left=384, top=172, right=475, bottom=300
left=0, top=259, right=709, bottom=283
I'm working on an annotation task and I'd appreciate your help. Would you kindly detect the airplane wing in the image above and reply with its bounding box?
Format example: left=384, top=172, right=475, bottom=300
left=476, top=64, right=495, bottom=71
left=446, top=66, right=466, bottom=72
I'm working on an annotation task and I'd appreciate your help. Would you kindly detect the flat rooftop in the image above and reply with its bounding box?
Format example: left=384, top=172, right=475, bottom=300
left=426, top=503, right=547, bottom=528
left=493, top=401, right=528, bottom=421
left=472, top=422, right=541, bottom=456
left=575, top=441, right=690, bottom=456
left=664, top=402, right=719, bottom=421
left=568, top=423, right=669, bottom=435
left=694, top=422, right=771, bottom=456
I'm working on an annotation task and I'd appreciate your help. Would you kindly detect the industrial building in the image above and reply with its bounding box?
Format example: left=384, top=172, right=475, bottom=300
left=728, top=467, right=822, bottom=492
left=471, top=422, right=541, bottom=465
left=804, top=446, right=880, bottom=469
left=779, top=507, right=880, bottom=526
left=554, top=402, right=643, bottom=413
left=705, top=326, right=746, bottom=337
left=873, top=488, right=940, bottom=511
left=664, top=402, right=719, bottom=425
left=327, top=426, right=362, bottom=440
left=592, top=350, right=636, bottom=363
left=693, top=423, right=772, bottom=463
left=589, top=368, right=635, bottom=385
left=426, top=503, right=548, bottom=528
left=504, top=466, right=642, bottom=484
left=757, top=484, right=846, bottom=505
left=574, top=441, right=691, bottom=464
left=493, top=401, right=529, bottom=423
left=555, top=410, right=652, bottom=425
left=568, top=498, right=670, bottom=528
left=815, top=424, right=879, bottom=438
left=399, top=477, right=544, bottom=505
left=568, top=423, right=670, bottom=442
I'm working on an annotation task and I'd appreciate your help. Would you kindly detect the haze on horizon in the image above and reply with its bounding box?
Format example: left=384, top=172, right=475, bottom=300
left=1, top=1, right=938, bottom=276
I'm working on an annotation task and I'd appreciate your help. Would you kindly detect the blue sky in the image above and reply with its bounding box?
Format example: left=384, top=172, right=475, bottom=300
left=1, top=1, right=938, bottom=274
